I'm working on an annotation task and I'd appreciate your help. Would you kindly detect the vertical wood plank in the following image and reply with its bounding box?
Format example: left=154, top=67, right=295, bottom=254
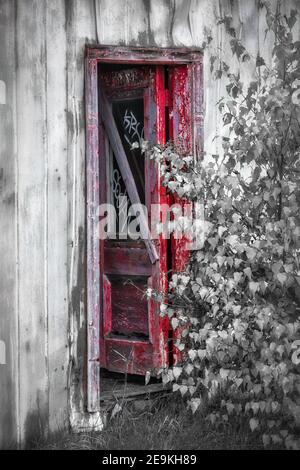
left=66, top=0, right=98, bottom=415
left=189, top=0, right=215, bottom=47
left=0, top=0, right=18, bottom=449
left=46, top=0, right=69, bottom=431
left=237, top=0, right=259, bottom=84
left=95, top=0, right=150, bottom=46
left=171, top=0, right=193, bottom=47
left=168, top=62, right=202, bottom=364
left=144, top=66, right=169, bottom=369
left=152, top=67, right=169, bottom=370
left=192, top=0, right=223, bottom=159
left=95, top=0, right=127, bottom=44
left=16, top=0, right=49, bottom=445
left=123, top=0, right=151, bottom=45
left=149, top=0, right=173, bottom=47
left=86, top=57, right=100, bottom=411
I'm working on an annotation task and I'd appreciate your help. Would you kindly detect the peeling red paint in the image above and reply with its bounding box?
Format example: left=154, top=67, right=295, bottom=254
left=98, top=66, right=169, bottom=376
left=168, top=64, right=203, bottom=364
left=86, top=57, right=101, bottom=412
left=85, top=47, right=203, bottom=405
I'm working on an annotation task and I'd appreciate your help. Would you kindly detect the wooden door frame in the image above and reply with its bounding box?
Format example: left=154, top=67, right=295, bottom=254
left=85, top=45, right=203, bottom=412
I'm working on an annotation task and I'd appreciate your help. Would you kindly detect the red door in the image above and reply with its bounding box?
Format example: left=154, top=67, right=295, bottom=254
left=98, top=66, right=169, bottom=375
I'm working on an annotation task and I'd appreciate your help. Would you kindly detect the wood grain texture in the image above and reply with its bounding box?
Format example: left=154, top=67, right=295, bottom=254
left=67, top=0, right=98, bottom=414
left=149, top=0, right=173, bottom=47
left=95, top=0, right=150, bottom=46
left=168, top=64, right=195, bottom=364
left=110, top=277, right=149, bottom=337
left=146, top=66, right=169, bottom=371
left=104, top=246, right=152, bottom=276
left=87, top=46, right=202, bottom=63
left=0, top=0, right=18, bottom=449
left=169, top=65, right=193, bottom=275
left=16, top=0, right=49, bottom=446
left=105, top=339, right=154, bottom=375
left=46, top=0, right=69, bottom=431
left=100, top=375, right=170, bottom=403
left=172, top=0, right=193, bottom=47
left=86, top=57, right=101, bottom=412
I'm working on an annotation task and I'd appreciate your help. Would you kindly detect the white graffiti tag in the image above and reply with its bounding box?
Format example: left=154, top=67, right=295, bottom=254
left=123, top=109, right=144, bottom=146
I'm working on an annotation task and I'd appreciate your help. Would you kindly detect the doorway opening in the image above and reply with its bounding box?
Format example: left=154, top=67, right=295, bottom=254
left=85, top=46, right=202, bottom=411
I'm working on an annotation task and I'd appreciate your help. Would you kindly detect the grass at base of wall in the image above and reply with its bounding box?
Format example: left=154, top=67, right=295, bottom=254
left=31, top=394, right=271, bottom=450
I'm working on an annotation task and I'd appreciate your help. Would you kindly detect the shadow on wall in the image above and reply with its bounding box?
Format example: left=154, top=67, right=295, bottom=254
left=23, top=391, right=49, bottom=449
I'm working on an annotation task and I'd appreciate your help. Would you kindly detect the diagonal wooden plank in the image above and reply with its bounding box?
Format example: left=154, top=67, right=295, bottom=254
left=99, top=88, right=159, bottom=264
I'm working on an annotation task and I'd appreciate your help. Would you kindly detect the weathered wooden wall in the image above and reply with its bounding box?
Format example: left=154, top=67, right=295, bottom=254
left=0, top=0, right=18, bottom=449
left=0, top=0, right=298, bottom=448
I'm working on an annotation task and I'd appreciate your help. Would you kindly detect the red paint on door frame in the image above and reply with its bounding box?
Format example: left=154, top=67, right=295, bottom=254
left=85, top=46, right=203, bottom=412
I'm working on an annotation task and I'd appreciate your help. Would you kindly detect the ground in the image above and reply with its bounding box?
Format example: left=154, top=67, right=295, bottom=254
left=32, top=395, right=268, bottom=450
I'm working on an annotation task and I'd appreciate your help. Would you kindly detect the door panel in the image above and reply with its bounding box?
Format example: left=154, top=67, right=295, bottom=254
left=104, top=243, right=152, bottom=277
left=99, top=66, right=168, bottom=375
left=110, top=276, right=149, bottom=338
left=105, top=340, right=154, bottom=376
